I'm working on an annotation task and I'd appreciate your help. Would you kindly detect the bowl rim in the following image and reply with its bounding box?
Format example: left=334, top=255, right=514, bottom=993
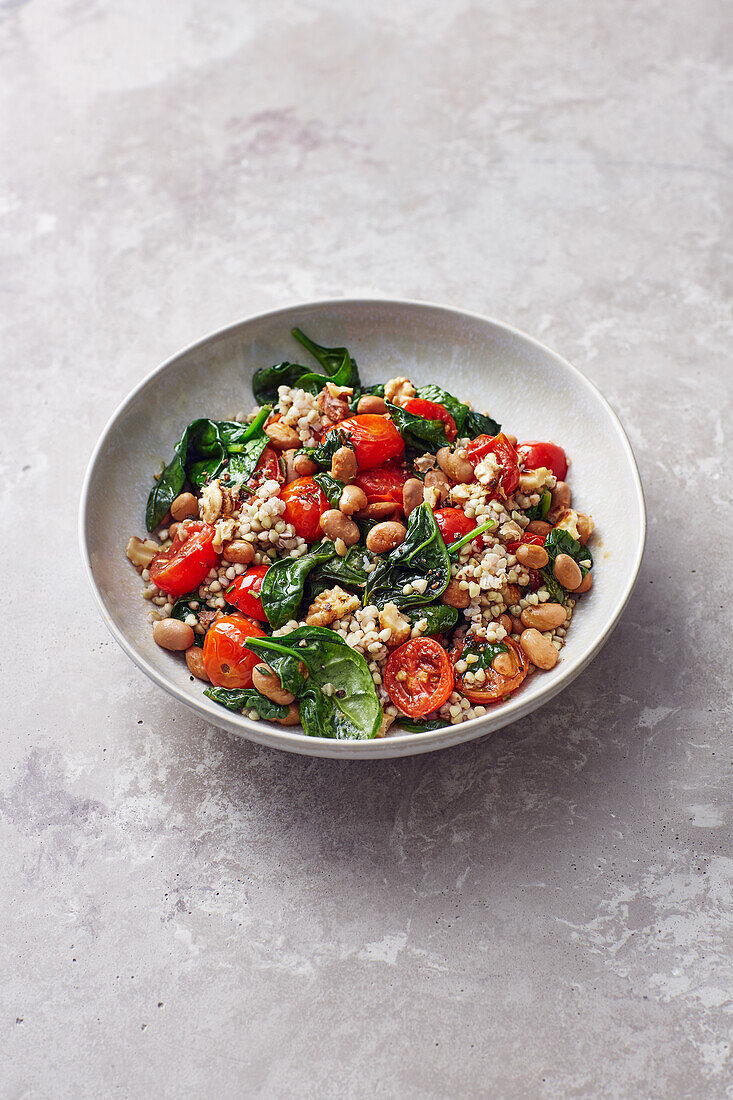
left=79, top=296, right=646, bottom=757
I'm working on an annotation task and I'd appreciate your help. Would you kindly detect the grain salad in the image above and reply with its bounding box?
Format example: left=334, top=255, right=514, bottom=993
left=126, top=328, right=595, bottom=740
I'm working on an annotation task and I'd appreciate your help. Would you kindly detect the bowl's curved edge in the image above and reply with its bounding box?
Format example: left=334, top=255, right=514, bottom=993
left=79, top=296, right=646, bottom=759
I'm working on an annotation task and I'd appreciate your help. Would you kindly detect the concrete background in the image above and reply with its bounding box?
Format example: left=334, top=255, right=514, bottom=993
left=2, top=1, right=731, bottom=1097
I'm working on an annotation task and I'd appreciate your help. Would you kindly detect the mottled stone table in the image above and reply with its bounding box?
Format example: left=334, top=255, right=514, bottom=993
left=2, top=1, right=731, bottom=1096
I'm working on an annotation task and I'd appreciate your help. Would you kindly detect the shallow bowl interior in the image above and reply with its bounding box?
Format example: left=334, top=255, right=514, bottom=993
left=80, top=299, right=645, bottom=758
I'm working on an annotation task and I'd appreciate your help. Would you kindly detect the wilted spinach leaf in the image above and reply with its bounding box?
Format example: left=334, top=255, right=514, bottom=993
left=364, top=503, right=451, bottom=610
left=291, top=328, right=361, bottom=390
left=394, top=716, right=446, bottom=733
left=544, top=528, right=593, bottom=577
left=260, top=541, right=338, bottom=629
left=386, top=402, right=449, bottom=455
left=313, top=472, right=344, bottom=507
left=244, top=627, right=382, bottom=740
left=308, top=543, right=374, bottom=598
left=462, top=638, right=508, bottom=670
left=204, top=686, right=289, bottom=720
left=349, top=382, right=385, bottom=412
left=145, top=406, right=271, bottom=531
left=525, top=490, right=552, bottom=522
left=300, top=429, right=353, bottom=470
left=539, top=568, right=566, bottom=604
left=416, top=385, right=501, bottom=437
left=407, top=603, right=459, bottom=634
left=252, top=361, right=314, bottom=404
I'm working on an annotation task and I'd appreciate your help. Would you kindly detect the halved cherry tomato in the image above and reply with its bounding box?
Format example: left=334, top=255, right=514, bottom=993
left=248, top=445, right=284, bottom=490
left=225, top=564, right=270, bottom=621
left=324, top=414, right=404, bottom=470
left=384, top=637, right=454, bottom=717
left=279, top=476, right=329, bottom=542
left=451, top=636, right=527, bottom=704
left=434, top=508, right=478, bottom=547
left=149, top=521, right=220, bottom=598
left=202, top=614, right=267, bottom=689
left=354, top=464, right=408, bottom=505
left=516, top=440, right=567, bottom=481
left=465, top=432, right=520, bottom=497
left=506, top=532, right=547, bottom=553
left=402, top=398, right=457, bottom=442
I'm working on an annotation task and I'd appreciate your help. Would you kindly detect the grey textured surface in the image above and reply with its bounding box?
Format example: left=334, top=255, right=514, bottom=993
left=2, top=1, right=731, bottom=1097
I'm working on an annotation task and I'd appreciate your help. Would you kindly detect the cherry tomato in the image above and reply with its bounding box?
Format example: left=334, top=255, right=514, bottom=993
left=202, top=614, right=267, bottom=689
left=354, top=464, right=408, bottom=505
left=506, top=532, right=547, bottom=553
left=248, top=445, right=284, bottom=490
left=402, top=398, right=457, bottom=442
left=516, top=440, right=567, bottom=481
left=465, top=432, right=520, bottom=497
left=279, top=476, right=328, bottom=542
left=384, top=638, right=454, bottom=717
left=434, top=508, right=478, bottom=547
left=225, top=564, right=270, bottom=621
left=451, top=636, right=527, bottom=704
left=149, top=521, right=220, bottom=598
left=324, top=414, right=404, bottom=470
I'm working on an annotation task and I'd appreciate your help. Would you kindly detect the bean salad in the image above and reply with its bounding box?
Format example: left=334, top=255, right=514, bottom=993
left=126, top=329, right=595, bottom=739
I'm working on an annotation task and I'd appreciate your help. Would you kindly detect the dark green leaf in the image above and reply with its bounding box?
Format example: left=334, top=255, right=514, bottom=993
left=462, top=638, right=508, bottom=671
left=313, top=472, right=344, bottom=508
left=204, top=686, right=289, bottom=720
left=245, top=627, right=382, bottom=740
left=308, top=543, right=374, bottom=597
left=386, top=402, right=448, bottom=455
left=291, top=328, right=361, bottom=389
left=407, top=603, right=459, bottom=634
left=252, top=361, right=313, bottom=404
left=525, top=490, right=552, bottom=522
left=544, top=528, right=593, bottom=577
left=416, top=385, right=501, bottom=437
left=394, top=716, right=445, bottom=733
left=170, top=590, right=206, bottom=647
left=364, top=503, right=451, bottom=610
left=259, top=541, right=338, bottom=629
left=539, top=568, right=566, bottom=604
left=222, top=434, right=269, bottom=489
left=464, top=409, right=501, bottom=437
left=349, top=383, right=385, bottom=413
left=300, top=430, right=353, bottom=470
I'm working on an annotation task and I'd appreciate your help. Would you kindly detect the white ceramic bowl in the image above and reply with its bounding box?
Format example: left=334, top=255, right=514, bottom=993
left=79, top=299, right=645, bottom=758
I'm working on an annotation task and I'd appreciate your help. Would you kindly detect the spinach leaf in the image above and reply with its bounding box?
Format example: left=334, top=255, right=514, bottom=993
left=349, top=383, right=385, bottom=413
left=244, top=627, right=382, bottom=740
left=260, top=541, right=338, bottom=629
left=539, top=568, right=566, bottom=604
left=252, top=361, right=316, bottom=404
left=364, top=503, right=451, bottom=610
left=313, top=472, right=344, bottom=508
left=170, top=591, right=205, bottom=646
left=544, top=528, right=593, bottom=577
left=464, top=409, right=501, bottom=437
left=308, top=543, right=374, bottom=597
left=462, top=638, right=508, bottom=671
left=145, top=406, right=271, bottom=530
left=386, top=402, right=448, bottom=455
left=407, top=603, right=459, bottom=634
left=291, top=328, right=361, bottom=390
left=300, top=430, right=353, bottom=470
left=222, top=434, right=269, bottom=489
left=394, top=716, right=445, bottom=733
left=525, top=490, right=552, bottom=522
left=204, top=686, right=289, bottom=721
left=446, top=519, right=496, bottom=558
left=416, top=385, right=501, bottom=437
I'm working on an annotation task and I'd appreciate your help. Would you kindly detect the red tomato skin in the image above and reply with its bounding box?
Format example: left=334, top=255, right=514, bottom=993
left=384, top=638, right=454, bottom=718
left=248, top=446, right=284, bottom=490
left=434, top=508, right=476, bottom=544
left=506, top=532, right=547, bottom=553
left=324, top=415, right=404, bottom=470
left=149, top=521, right=221, bottom=598
left=279, top=477, right=328, bottom=542
left=225, top=564, right=270, bottom=621
left=354, top=465, right=408, bottom=505
left=516, top=440, right=568, bottom=481
left=465, top=433, right=520, bottom=497
left=402, top=398, right=457, bottom=442
left=202, top=614, right=267, bottom=689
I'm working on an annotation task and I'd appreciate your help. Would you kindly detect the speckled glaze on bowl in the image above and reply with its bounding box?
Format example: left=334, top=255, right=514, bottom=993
left=79, top=299, right=645, bottom=758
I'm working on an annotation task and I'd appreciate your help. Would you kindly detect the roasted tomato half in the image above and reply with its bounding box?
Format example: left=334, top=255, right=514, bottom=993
left=434, top=508, right=479, bottom=549
left=451, top=636, right=527, bottom=705
left=324, top=414, right=404, bottom=470
left=465, top=432, right=520, bottom=497
left=279, top=476, right=329, bottom=542
left=149, top=521, right=220, bottom=598
left=225, top=564, right=270, bottom=621
left=202, top=614, right=267, bottom=688
left=384, top=637, right=455, bottom=717
left=354, top=464, right=408, bottom=506
left=248, top=445, right=284, bottom=490
left=402, top=398, right=457, bottom=442
left=516, top=440, right=567, bottom=481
